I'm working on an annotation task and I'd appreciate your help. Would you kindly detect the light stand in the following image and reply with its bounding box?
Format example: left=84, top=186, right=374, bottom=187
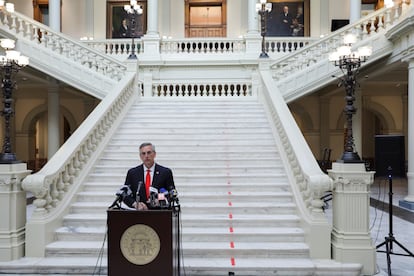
left=0, top=38, right=29, bottom=163
left=256, top=0, right=272, bottom=58
left=376, top=167, right=414, bottom=276
left=329, top=34, right=372, bottom=163
left=124, top=0, right=143, bottom=60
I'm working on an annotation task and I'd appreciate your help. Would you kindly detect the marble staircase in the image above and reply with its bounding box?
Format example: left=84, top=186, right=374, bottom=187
left=4, top=99, right=359, bottom=275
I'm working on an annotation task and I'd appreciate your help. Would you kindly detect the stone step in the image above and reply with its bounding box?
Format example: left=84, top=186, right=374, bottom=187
left=68, top=201, right=296, bottom=215
left=54, top=225, right=305, bottom=243
left=81, top=182, right=290, bottom=193
left=61, top=213, right=301, bottom=228
left=114, top=126, right=273, bottom=134
left=182, top=242, right=309, bottom=258
left=104, top=144, right=279, bottom=153
left=181, top=227, right=305, bottom=242
left=76, top=191, right=293, bottom=204
left=107, top=137, right=276, bottom=145
left=44, top=240, right=309, bottom=259
left=0, top=256, right=361, bottom=276
left=85, top=173, right=288, bottom=184
left=91, top=164, right=286, bottom=174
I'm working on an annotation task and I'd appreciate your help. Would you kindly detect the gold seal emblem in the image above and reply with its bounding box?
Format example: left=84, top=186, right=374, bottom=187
left=120, top=224, right=161, bottom=265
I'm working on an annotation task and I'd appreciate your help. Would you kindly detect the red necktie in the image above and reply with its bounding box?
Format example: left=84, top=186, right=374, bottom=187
left=145, top=169, right=151, bottom=199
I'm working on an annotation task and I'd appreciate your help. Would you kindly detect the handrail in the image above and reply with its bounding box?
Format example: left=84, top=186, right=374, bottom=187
left=271, top=4, right=407, bottom=83
left=0, top=9, right=127, bottom=81
left=22, top=73, right=136, bottom=218
left=259, top=68, right=332, bottom=258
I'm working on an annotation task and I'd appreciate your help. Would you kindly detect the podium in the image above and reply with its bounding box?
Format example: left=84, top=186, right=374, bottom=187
left=107, top=209, right=180, bottom=276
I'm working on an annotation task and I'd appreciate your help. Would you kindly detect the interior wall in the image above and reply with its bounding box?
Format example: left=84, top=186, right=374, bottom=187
left=9, top=0, right=356, bottom=40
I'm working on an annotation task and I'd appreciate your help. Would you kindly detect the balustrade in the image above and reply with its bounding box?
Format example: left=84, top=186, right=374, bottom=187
left=0, top=8, right=127, bottom=81
left=152, top=82, right=252, bottom=97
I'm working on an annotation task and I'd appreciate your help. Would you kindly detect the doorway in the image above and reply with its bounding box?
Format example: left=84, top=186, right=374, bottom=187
left=185, top=0, right=227, bottom=37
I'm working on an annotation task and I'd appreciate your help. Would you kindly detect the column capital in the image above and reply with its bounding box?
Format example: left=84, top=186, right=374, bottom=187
left=328, top=162, right=375, bottom=189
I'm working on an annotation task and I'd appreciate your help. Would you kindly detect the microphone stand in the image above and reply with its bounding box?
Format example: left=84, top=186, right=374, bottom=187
left=108, top=196, right=122, bottom=210
left=376, top=166, right=414, bottom=276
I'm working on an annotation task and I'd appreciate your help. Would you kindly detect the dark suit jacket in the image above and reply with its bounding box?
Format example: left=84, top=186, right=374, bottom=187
left=123, top=163, right=175, bottom=208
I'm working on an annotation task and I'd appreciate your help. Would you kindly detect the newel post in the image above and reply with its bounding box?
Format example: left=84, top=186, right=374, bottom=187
left=328, top=162, right=376, bottom=275
left=0, top=163, right=31, bottom=261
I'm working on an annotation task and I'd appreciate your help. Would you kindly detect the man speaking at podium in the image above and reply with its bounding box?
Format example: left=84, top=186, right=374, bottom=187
left=122, top=142, right=175, bottom=210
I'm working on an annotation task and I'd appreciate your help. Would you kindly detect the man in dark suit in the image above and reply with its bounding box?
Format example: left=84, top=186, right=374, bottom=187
left=278, top=5, right=293, bottom=36
left=123, top=142, right=175, bottom=210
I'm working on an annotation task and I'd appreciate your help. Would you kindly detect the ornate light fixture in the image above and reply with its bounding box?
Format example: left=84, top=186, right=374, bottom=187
left=0, top=0, right=14, bottom=12
left=0, top=38, right=29, bottom=163
left=124, top=0, right=143, bottom=60
left=256, top=0, right=272, bottom=58
left=329, top=33, right=372, bottom=163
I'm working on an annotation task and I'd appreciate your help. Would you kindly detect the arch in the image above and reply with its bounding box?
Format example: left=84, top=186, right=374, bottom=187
left=364, top=100, right=397, bottom=132
left=334, top=101, right=396, bottom=132
left=288, top=102, right=314, bottom=131
left=20, top=103, right=79, bottom=168
left=21, top=104, right=78, bottom=135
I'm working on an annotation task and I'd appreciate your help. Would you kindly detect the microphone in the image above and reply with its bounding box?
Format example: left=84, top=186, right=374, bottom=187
left=116, top=185, right=132, bottom=199
left=109, top=185, right=132, bottom=209
left=149, top=186, right=159, bottom=208
left=168, top=186, right=179, bottom=203
left=136, top=181, right=143, bottom=204
left=158, top=188, right=169, bottom=208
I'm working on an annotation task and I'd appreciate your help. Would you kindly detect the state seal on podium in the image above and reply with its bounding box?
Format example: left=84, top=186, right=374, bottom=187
left=120, top=224, right=161, bottom=265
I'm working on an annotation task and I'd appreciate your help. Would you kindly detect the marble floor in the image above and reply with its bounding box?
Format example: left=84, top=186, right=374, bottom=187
left=370, top=176, right=414, bottom=276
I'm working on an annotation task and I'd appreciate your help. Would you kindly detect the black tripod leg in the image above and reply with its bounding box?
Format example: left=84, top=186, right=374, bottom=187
left=392, top=238, right=414, bottom=257
left=385, top=239, right=391, bottom=276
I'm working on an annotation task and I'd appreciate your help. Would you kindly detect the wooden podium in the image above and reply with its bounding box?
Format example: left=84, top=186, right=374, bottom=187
left=107, top=209, right=180, bottom=276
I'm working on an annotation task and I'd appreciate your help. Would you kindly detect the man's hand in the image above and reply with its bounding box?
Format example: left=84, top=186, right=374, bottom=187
left=135, top=201, right=148, bottom=210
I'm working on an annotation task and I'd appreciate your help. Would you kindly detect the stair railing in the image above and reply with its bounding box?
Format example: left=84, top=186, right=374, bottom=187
left=21, top=72, right=137, bottom=257
left=271, top=3, right=410, bottom=102
left=0, top=8, right=127, bottom=86
left=259, top=68, right=333, bottom=259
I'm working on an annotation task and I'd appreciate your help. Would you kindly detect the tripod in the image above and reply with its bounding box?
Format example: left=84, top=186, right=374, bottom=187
left=376, top=167, right=414, bottom=276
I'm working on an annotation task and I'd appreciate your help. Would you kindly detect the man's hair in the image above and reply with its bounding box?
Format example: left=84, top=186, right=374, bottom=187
left=139, top=142, right=156, bottom=152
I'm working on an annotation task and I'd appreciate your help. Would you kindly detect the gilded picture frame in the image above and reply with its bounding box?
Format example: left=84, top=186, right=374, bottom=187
left=107, top=1, right=147, bottom=39
left=266, top=0, right=310, bottom=37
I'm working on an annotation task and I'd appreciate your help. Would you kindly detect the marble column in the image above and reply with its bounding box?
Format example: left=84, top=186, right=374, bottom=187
left=142, top=0, right=161, bottom=59
left=49, top=0, right=61, bottom=32
left=245, top=0, right=261, bottom=58
left=48, top=85, right=60, bottom=160
left=147, top=0, right=159, bottom=36
left=401, top=60, right=414, bottom=209
left=349, top=0, right=361, bottom=24
left=328, top=162, right=376, bottom=275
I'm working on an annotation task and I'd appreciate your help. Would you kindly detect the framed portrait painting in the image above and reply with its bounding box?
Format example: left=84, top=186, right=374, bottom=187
left=107, top=1, right=147, bottom=39
left=266, top=0, right=310, bottom=37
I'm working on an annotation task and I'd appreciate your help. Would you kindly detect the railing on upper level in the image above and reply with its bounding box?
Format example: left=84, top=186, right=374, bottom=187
left=151, top=80, right=253, bottom=97
left=271, top=2, right=410, bottom=102
left=84, top=36, right=316, bottom=61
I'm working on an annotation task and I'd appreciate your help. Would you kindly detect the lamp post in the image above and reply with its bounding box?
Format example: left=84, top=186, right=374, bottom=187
left=329, top=34, right=372, bottom=163
left=124, top=0, right=143, bottom=60
left=0, top=38, right=29, bottom=163
left=256, top=0, right=272, bottom=58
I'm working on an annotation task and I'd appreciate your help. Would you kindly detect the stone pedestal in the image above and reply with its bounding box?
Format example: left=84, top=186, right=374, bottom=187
left=328, top=162, right=376, bottom=275
left=244, top=33, right=262, bottom=59
left=0, top=163, right=31, bottom=261
left=141, top=34, right=161, bottom=61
